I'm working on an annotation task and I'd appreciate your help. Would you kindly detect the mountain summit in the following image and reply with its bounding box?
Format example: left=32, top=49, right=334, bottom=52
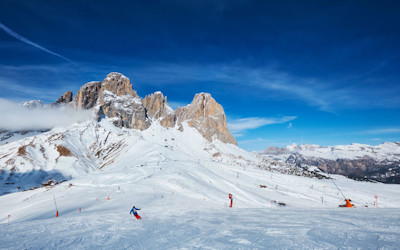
left=67, top=72, right=236, bottom=145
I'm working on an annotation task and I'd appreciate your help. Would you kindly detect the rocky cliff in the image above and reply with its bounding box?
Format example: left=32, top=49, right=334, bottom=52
left=176, top=93, right=237, bottom=145
left=56, top=91, right=73, bottom=104
left=143, top=92, right=176, bottom=128
left=72, top=81, right=102, bottom=110
left=65, top=72, right=236, bottom=144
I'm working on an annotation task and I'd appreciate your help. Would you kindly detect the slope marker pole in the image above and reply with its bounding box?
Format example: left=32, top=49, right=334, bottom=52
left=53, top=195, right=59, bottom=217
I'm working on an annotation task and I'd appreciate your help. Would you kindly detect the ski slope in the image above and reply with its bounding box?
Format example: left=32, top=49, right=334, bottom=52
left=1, top=120, right=400, bottom=248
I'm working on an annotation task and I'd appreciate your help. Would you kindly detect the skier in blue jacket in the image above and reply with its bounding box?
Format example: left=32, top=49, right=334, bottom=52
left=130, top=205, right=141, bottom=219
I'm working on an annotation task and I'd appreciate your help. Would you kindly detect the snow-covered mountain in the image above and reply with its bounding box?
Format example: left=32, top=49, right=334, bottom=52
left=261, top=143, right=400, bottom=183
left=20, top=100, right=44, bottom=109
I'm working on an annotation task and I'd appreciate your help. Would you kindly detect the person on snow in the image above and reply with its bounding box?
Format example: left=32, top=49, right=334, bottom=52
left=130, top=205, right=142, bottom=219
left=345, top=199, right=353, bottom=207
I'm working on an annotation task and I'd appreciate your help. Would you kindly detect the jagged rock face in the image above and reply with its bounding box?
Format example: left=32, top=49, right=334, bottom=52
left=71, top=73, right=237, bottom=143
left=101, top=72, right=138, bottom=98
left=97, top=73, right=150, bottom=130
left=72, top=81, right=102, bottom=110
left=176, top=93, right=237, bottom=145
left=56, top=91, right=73, bottom=104
left=143, top=92, right=176, bottom=128
left=98, top=90, right=150, bottom=130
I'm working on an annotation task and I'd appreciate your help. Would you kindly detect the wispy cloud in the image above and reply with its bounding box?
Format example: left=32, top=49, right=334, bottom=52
left=129, top=62, right=400, bottom=111
left=0, top=22, right=73, bottom=63
left=363, top=128, right=400, bottom=134
left=228, top=116, right=297, bottom=133
left=0, top=98, right=93, bottom=130
left=0, top=77, right=65, bottom=102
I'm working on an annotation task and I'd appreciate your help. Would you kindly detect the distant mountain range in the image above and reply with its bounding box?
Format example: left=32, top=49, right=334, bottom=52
left=260, top=143, right=400, bottom=183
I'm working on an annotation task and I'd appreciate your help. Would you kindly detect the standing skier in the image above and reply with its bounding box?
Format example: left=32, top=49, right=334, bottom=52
left=130, top=205, right=142, bottom=219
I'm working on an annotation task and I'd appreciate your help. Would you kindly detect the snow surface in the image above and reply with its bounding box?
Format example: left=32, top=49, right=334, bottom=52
left=1, top=120, right=399, bottom=248
left=0, top=130, right=45, bottom=146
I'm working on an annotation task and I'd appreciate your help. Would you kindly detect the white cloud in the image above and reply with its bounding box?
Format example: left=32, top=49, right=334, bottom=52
left=0, top=98, right=93, bottom=131
left=130, top=62, right=400, bottom=111
left=287, top=122, right=292, bottom=128
left=228, top=116, right=297, bottom=133
left=364, top=128, right=400, bottom=134
left=0, top=22, right=73, bottom=63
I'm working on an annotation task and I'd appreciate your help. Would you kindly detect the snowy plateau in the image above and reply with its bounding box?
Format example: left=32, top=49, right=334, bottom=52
left=0, top=119, right=399, bottom=249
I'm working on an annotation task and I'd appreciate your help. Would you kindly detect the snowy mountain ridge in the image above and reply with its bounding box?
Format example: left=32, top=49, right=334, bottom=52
left=261, top=142, right=400, bottom=183
left=281, top=142, right=400, bottom=161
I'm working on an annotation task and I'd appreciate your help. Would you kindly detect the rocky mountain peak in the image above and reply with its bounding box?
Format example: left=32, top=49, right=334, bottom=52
left=69, top=72, right=236, bottom=144
left=101, top=72, right=138, bottom=98
left=176, top=93, right=237, bottom=145
left=143, top=92, right=175, bottom=128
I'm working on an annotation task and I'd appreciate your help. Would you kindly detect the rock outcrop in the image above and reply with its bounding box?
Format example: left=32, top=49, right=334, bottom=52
left=143, top=92, right=176, bottom=128
left=176, top=93, right=237, bottom=145
left=56, top=91, right=73, bottom=104
left=70, top=73, right=236, bottom=144
left=98, top=89, right=150, bottom=130
left=72, top=81, right=102, bottom=110
left=101, top=72, right=138, bottom=97
left=97, top=73, right=149, bottom=130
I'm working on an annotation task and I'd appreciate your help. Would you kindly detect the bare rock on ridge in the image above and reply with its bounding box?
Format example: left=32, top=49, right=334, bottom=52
left=101, top=72, right=139, bottom=98
left=97, top=73, right=150, bottom=130
left=176, top=93, right=237, bottom=145
left=70, top=73, right=236, bottom=143
left=143, top=91, right=176, bottom=128
left=72, top=81, right=102, bottom=110
left=98, top=90, right=150, bottom=130
left=56, top=91, right=73, bottom=104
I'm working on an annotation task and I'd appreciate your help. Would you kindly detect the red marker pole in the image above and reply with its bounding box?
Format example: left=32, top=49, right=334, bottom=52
left=375, top=195, right=378, bottom=208
left=79, top=208, right=81, bottom=213
left=8, top=214, right=10, bottom=224
left=229, top=193, right=233, bottom=208
left=53, top=195, right=59, bottom=218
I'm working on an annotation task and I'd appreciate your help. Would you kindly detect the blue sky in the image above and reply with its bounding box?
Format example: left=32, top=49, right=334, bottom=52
left=0, top=0, right=399, bottom=151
